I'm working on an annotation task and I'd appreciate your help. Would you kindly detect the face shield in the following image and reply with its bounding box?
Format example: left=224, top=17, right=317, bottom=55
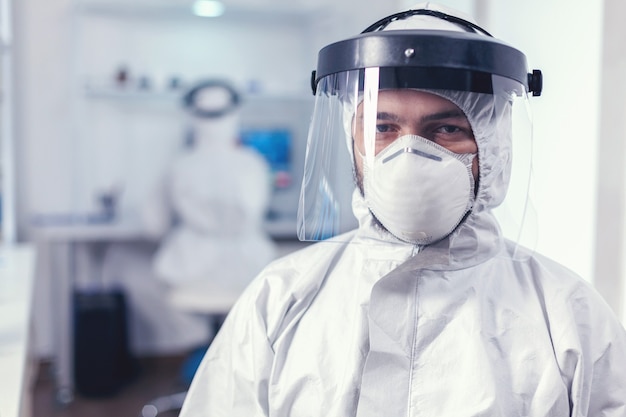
left=297, top=20, right=542, bottom=245
left=183, top=79, right=241, bottom=119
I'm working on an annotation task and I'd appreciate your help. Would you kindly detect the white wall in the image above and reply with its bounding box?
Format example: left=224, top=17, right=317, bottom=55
left=14, top=0, right=75, bottom=226
left=487, top=0, right=625, bottom=322
left=486, top=1, right=602, bottom=283
left=594, top=0, right=626, bottom=323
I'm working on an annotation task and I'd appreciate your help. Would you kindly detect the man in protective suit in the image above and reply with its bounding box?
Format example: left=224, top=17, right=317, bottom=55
left=179, top=3, right=626, bottom=416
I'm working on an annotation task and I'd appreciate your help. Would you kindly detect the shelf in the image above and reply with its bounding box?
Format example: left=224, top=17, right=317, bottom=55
left=82, top=87, right=313, bottom=103
left=84, top=88, right=182, bottom=101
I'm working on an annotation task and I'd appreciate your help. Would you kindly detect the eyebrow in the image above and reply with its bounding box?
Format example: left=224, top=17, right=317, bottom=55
left=376, top=112, right=403, bottom=122
left=420, top=109, right=466, bottom=123
left=358, top=109, right=466, bottom=123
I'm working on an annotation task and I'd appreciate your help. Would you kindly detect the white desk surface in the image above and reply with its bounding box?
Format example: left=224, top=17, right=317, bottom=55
left=32, top=216, right=298, bottom=242
left=0, top=245, right=37, bottom=417
left=33, top=221, right=150, bottom=243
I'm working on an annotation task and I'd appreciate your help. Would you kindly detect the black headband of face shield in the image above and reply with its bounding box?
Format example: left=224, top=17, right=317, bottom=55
left=311, top=9, right=543, bottom=97
left=183, top=79, right=241, bottom=119
left=373, top=67, right=495, bottom=94
left=361, top=9, right=493, bottom=37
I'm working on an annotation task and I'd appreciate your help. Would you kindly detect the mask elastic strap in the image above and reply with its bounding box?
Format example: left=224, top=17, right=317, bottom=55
left=360, top=9, right=493, bottom=37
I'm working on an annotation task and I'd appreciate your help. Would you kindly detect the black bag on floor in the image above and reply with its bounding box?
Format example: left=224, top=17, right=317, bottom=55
left=73, top=288, right=139, bottom=397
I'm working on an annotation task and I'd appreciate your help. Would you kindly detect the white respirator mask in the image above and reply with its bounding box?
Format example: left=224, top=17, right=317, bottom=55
left=361, top=134, right=476, bottom=245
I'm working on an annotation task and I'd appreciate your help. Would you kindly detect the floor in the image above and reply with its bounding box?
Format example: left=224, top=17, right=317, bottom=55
left=33, top=355, right=191, bottom=417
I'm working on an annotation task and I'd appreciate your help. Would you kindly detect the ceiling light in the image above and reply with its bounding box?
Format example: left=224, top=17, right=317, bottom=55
left=192, top=0, right=225, bottom=17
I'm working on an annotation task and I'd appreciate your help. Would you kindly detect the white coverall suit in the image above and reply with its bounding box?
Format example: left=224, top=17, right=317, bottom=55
left=179, top=187, right=626, bottom=416
left=179, top=6, right=626, bottom=417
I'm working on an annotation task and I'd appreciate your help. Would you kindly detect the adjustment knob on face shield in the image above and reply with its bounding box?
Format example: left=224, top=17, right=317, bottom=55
left=311, top=70, right=317, bottom=95
left=528, top=69, right=543, bottom=96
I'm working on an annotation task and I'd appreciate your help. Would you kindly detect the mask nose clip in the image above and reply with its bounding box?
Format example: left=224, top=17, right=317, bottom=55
left=381, top=147, right=443, bottom=164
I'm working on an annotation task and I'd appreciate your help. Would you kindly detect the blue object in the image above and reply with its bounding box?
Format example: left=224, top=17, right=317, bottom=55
left=180, top=345, right=210, bottom=386
left=240, top=129, right=292, bottom=188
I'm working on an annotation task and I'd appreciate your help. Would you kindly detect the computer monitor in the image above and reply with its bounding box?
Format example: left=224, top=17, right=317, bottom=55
left=239, top=128, right=292, bottom=189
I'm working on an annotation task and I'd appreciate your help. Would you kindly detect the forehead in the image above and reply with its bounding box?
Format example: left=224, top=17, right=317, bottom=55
left=358, top=89, right=464, bottom=116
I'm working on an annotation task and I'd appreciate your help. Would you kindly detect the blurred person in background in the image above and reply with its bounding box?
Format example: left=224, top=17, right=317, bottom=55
left=148, top=80, right=276, bottom=301
left=104, top=79, right=275, bottom=356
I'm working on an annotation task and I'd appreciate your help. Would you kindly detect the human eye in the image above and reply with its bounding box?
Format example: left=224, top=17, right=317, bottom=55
left=373, top=122, right=401, bottom=153
left=431, top=122, right=475, bottom=142
left=376, top=123, right=396, bottom=133
left=435, top=124, right=463, bottom=134
left=428, top=122, right=476, bottom=153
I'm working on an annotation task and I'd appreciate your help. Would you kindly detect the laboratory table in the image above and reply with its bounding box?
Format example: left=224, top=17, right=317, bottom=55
left=33, top=221, right=151, bottom=404
left=33, top=217, right=299, bottom=404
left=0, top=245, right=37, bottom=417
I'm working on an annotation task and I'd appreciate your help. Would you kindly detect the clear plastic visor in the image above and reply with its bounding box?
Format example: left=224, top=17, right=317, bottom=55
left=297, top=67, right=536, bottom=252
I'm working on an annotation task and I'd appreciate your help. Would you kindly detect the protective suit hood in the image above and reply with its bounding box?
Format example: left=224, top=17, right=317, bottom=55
left=379, top=2, right=513, bottom=211
left=375, top=3, right=515, bottom=263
